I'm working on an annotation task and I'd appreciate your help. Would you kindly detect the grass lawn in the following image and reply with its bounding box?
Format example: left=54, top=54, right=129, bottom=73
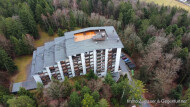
left=34, top=26, right=58, bottom=47
left=12, top=55, right=32, bottom=82
left=12, top=26, right=58, bottom=83
left=142, top=0, right=190, bottom=11
left=73, top=27, right=81, bottom=30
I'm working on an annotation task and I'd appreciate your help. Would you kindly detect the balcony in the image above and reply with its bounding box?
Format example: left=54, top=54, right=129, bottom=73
left=61, top=64, right=66, bottom=66
left=60, top=61, right=65, bottom=64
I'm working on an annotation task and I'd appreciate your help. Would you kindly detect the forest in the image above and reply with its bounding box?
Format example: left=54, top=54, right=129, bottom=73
left=0, top=0, right=190, bottom=106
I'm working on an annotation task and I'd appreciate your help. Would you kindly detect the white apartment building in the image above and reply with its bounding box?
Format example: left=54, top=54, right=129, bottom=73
left=12, top=26, right=124, bottom=92
left=31, top=26, right=124, bottom=85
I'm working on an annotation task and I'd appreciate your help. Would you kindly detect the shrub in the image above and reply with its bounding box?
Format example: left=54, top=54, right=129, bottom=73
left=82, top=93, right=95, bottom=107
left=48, top=26, right=54, bottom=36
left=98, top=98, right=109, bottom=107
left=178, top=47, right=188, bottom=59
left=58, top=28, right=63, bottom=37
left=7, top=96, right=35, bottom=107
left=169, top=85, right=183, bottom=99
left=78, top=78, right=87, bottom=86
left=81, top=86, right=91, bottom=97
left=104, top=72, right=114, bottom=85
left=111, top=98, right=118, bottom=105
left=2, top=95, right=13, bottom=106
left=86, top=69, right=97, bottom=80
left=0, top=85, right=9, bottom=105
left=139, top=66, right=149, bottom=83
left=92, top=91, right=99, bottom=102
left=69, top=92, right=81, bottom=107
left=47, top=78, right=72, bottom=99
left=75, top=81, right=81, bottom=91
left=18, top=87, right=34, bottom=99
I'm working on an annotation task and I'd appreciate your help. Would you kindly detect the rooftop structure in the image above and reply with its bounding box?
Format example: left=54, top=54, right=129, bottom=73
left=12, top=26, right=124, bottom=92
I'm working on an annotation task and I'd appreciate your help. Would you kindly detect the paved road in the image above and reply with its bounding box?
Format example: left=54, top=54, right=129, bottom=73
left=120, top=59, right=132, bottom=81
left=119, top=57, right=151, bottom=107
left=27, top=63, right=33, bottom=80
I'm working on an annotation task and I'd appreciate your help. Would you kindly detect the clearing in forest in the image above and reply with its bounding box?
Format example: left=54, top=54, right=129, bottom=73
left=142, top=0, right=190, bottom=12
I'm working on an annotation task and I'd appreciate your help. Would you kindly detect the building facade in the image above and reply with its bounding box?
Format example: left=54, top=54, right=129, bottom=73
left=31, top=26, right=124, bottom=85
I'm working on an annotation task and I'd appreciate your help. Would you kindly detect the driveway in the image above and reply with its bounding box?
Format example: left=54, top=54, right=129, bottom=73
left=119, top=56, right=151, bottom=107
left=119, top=58, right=132, bottom=81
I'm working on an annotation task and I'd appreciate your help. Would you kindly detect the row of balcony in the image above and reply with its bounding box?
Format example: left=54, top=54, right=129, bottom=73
left=61, top=62, right=70, bottom=68
left=62, top=65, right=71, bottom=70
left=52, top=73, right=62, bottom=80
left=74, top=61, right=82, bottom=64
left=97, top=52, right=105, bottom=55
left=63, top=71, right=73, bottom=78
left=61, top=60, right=69, bottom=64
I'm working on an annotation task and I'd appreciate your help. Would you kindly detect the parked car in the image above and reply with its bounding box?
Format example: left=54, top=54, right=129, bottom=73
left=127, top=63, right=136, bottom=69
left=125, top=59, right=131, bottom=63
left=122, top=56, right=127, bottom=60
left=125, top=60, right=131, bottom=64
left=124, top=58, right=129, bottom=62
left=127, top=62, right=133, bottom=65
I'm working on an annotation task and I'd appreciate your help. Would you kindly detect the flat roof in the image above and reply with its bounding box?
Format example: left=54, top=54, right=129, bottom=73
left=34, top=46, right=44, bottom=73
left=30, top=51, right=36, bottom=76
left=44, top=41, right=55, bottom=67
left=12, top=79, right=37, bottom=92
left=65, top=26, right=123, bottom=56
left=54, top=37, right=67, bottom=62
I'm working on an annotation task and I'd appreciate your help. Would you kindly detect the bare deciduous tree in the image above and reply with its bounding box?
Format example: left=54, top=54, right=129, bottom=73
left=140, top=42, right=162, bottom=70
left=182, top=33, right=190, bottom=47
left=87, top=79, right=103, bottom=92
left=171, top=12, right=182, bottom=25
left=136, top=10, right=144, bottom=18
left=89, top=13, right=120, bottom=29
left=63, top=0, right=70, bottom=8
left=170, top=47, right=182, bottom=57
left=53, top=0, right=59, bottom=10
left=124, top=24, right=135, bottom=37
left=25, top=34, right=34, bottom=48
left=41, top=14, right=49, bottom=27
left=146, top=25, right=157, bottom=36
left=153, top=54, right=181, bottom=96
left=121, top=33, right=143, bottom=55
left=154, top=36, right=168, bottom=47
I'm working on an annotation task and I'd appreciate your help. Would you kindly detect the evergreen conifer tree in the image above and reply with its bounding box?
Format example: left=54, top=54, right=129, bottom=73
left=19, top=3, right=39, bottom=39
left=0, top=48, right=17, bottom=74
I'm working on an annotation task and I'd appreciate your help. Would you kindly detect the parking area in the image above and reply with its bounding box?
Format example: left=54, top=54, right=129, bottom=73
left=119, top=59, right=132, bottom=81
left=120, top=53, right=136, bottom=70
left=118, top=52, right=136, bottom=82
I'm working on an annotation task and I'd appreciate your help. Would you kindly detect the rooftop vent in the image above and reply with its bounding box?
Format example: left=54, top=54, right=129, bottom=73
left=117, top=38, right=119, bottom=42
left=92, top=33, right=106, bottom=41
